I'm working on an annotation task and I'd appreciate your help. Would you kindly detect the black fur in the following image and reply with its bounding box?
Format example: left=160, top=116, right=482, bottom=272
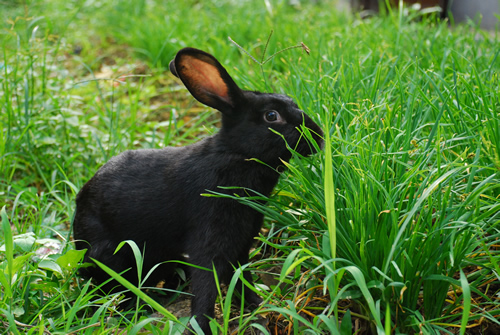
left=73, top=47, right=323, bottom=333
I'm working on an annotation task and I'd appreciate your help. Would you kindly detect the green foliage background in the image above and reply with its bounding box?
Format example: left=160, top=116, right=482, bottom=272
left=1, top=0, right=499, bottom=334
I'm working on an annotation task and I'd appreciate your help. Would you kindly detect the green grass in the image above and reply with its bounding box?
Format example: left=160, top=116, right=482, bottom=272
left=1, top=0, right=499, bottom=334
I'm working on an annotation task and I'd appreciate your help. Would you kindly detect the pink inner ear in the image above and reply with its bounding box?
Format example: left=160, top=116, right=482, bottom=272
left=182, top=56, right=230, bottom=103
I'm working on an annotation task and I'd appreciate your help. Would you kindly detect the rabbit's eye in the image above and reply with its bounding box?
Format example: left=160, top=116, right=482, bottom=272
left=264, top=110, right=280, bottom=122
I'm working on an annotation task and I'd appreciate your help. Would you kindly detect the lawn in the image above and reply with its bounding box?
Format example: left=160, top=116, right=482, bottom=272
left=1, top=0, right=499, bottom=334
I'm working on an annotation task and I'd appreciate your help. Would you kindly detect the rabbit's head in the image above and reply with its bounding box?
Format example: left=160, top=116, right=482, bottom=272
left=169, top=47, right=323, bottom=168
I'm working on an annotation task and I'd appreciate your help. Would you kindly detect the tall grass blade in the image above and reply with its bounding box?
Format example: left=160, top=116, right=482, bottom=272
left=92, top=258, right=177, bottom=321
left=459, top=269, right=471, bottom=335
left=324, top=122, right=335, bottom=261
left=1, top=207, right=13, bottom=298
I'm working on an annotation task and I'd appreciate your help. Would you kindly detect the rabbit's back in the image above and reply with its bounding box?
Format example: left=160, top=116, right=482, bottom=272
left=76, top=140, right=210, bottom=236
left=74, top=137, right=269, bottom=263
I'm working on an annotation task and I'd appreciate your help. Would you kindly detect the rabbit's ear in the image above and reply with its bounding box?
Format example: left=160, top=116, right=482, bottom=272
left=170, top=48, right=245, bottom=115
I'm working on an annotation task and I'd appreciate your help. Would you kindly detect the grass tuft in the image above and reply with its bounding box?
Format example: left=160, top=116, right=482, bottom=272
left=1, top=0, right=499, bottom=334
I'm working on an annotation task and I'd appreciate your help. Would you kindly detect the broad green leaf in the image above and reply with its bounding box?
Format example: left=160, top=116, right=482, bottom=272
left=56, top=249, right=86, bottom=271
left=39, top=258, right=63, bottom=276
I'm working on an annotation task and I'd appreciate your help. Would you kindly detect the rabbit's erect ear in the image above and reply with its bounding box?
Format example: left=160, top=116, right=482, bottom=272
left=169, top=48, right=245, bottom=115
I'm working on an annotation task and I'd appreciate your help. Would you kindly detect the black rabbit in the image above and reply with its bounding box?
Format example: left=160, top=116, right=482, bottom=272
left=73, top=47, right=323, bottom=333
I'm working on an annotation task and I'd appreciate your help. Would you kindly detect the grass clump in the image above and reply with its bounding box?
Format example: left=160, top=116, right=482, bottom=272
left=1, top=0, right=499, bottom=334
